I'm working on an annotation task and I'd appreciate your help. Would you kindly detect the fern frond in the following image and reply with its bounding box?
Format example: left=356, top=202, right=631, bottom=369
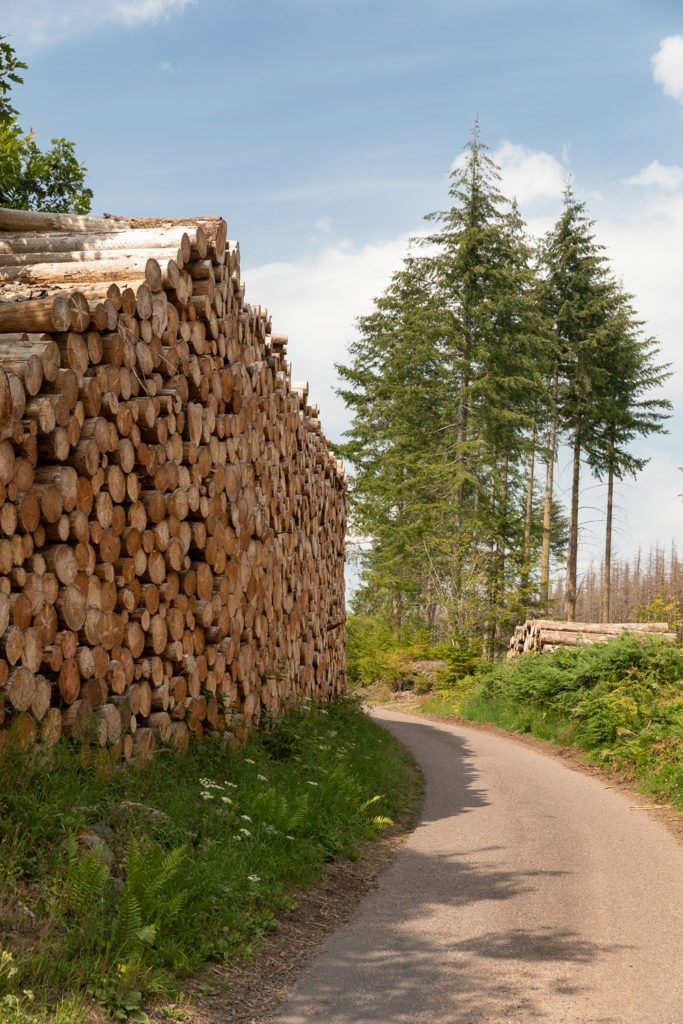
left=286, top=794, right=309, bottom=833
left=62, top=845, right=110, bottom=919
left=116, top=889, right=143, bottom=951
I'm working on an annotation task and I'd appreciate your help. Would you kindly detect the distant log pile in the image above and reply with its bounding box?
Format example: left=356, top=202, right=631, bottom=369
left=0, top=207, right=347, bottom=759
left=507, top=620, right=676, bottom=658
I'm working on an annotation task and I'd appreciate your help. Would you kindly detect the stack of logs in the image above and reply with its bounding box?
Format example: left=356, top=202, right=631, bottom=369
left=0, top=207, right=347, bottom=760
left=507, top=620, right=677, bottom=658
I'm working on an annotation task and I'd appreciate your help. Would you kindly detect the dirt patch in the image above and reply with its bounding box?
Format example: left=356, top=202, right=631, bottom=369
left=146, top=768, right=422, bottom=1024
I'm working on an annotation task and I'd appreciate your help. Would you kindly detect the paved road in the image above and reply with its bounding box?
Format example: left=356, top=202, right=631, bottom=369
left=269, top=708, right=683, bottom=1024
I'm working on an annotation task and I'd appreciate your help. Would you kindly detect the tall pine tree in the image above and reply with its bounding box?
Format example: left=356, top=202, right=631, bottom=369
left=539, top=187, right=613, bottom=620
left=584, top=289, right=671, bottom=620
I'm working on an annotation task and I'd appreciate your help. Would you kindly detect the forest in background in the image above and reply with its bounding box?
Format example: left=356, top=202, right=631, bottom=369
left=565, top=543, right=683, bottom=640
left=338, top=125, right=674, bottom=657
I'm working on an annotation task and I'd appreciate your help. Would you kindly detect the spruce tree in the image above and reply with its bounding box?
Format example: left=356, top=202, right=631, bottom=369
left=339, top=125, right=550, bottom=649
left=418, top=127, right=548, bottom=645
left=584, top=290, right=671, bottom=620
left=336, top=255, right=449, bottom=631
left=539, top=187, right=614, bottom=620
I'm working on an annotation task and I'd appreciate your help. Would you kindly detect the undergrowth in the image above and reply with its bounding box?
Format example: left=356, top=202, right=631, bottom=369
left=0, top=696, right=416, bottom=1023
left=422, top=634, right=683, bottom=811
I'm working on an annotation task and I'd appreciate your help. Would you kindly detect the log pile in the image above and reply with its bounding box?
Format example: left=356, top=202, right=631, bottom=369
left=507, top=620, right=677, bottom=658
left=0, top=207, right=347, bottom=759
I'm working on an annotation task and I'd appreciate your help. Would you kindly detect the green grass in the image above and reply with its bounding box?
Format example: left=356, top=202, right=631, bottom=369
left=416, top=672, right=481, bottom=716
left=0, top=696, right=417, bottom=1023
left=422, top=635, right=683, bottom=813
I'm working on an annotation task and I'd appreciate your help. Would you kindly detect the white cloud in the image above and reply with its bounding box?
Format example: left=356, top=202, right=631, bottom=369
left=451, top=140, right=568, bottom=208
left=244, top=234, right=413, bottom=441
left=314, top=216, right=333, bottom=233
left=111, top=0, right=196, bottom=28
left=1, top=0, right=197, bottom=47
left=492, top=141, right=568, bottom=206
left=622, top=160, right=683, bottom=190
left=652, top=35, right=683, bottom=105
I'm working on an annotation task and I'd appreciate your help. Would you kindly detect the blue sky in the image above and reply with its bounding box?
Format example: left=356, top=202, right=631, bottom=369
left=3, top=0, right=683, bottom=576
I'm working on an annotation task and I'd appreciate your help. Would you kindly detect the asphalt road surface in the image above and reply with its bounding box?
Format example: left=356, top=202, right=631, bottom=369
left=269, top=708, right=683, bottom=1024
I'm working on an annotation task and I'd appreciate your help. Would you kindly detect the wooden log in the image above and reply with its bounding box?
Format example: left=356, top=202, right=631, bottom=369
left=56, top=584, right=87, bottom=631
left=145, top=710, right=172, bottom=742
left=532, top=620, right=671, bottom=636
left=31, top=674, right=52, bottom=721
left=94, top=703, right=121, bottom=745
left=0, top=246, right=183, bottom=268
left=132, top=726, right=155, bottom=761
left=61, top=698, right=93, bottom=738
left=0, top=209, right=134, bottom=233
left=39, top=706, right=62, bottom=747
left=0, top=295, right=73, bottom=334
left=0, top=354, right=43, bottom=396
left=6, top=666, right=35, bottom=711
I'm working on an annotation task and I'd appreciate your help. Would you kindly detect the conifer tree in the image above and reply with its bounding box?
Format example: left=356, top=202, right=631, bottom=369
left=584, top=290, right=671, bottom=620
left=539, top=187, right=614, bottom=620
left=339, top=126, right=550, bottom=647
left=420, top=128, right=549, bottom=641
left=336, top=256, right=449, bottom=631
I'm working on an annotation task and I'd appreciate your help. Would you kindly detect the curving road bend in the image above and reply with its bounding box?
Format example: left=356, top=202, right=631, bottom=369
left=269, top=708, right=683, bottom=1024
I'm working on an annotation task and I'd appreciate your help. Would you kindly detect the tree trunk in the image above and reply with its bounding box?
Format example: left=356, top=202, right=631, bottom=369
left=540, top=360, right=558, bottom=609
left=521, top=418, right=536, bottom=592
left=489, top=453, right=508, bottom=657
left=452, top=358, right=469, bottom=604
left=564, top=425, right=582, bottom=621
left=484, top=466, right=497, bottom=659
left=603, top=463, right=614, bottom=623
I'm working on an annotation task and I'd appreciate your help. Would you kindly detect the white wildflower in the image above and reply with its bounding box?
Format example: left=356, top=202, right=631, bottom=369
left=257, top=774, right=267, bottom=782
left=239, top=828, right=251, bottom=837
left=240, top=814, right=252, bottom=822
left=199, top=777, right=224, bottom=790
left=306, top=781, right=318, bottom=787
left=200, top=791, right=214, bottom=801
left=247, top=874, right=260, bottom=884
left=220, top=796, right=233, bottom=804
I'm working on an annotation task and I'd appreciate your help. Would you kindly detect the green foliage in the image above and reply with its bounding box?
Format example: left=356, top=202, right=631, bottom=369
left=0, top=39, right=27, bottom=129
left=0, top=698, right=418, bottom=1019
left=0, top=129, right=93, bottom=213
left=115, top=840, right=187, bottom=954
left=0, top=36, right=92, bottom=213
left=62, top=835, right=110, bottom=920
left=458, top=636, right=683, bottom=808
left=338, top=125, right=548, bottom=648
left=636, top=592, right=682, bottom=632
left=434, top=636, right=486, bottom=686
left=87, top=972, right=149, bottom=1024
left=338, top=129, right=669, bottom=649
left=345, top=613, right=431, bottom=688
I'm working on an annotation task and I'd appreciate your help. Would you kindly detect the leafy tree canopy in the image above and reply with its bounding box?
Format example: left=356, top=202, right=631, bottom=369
left=0, top=36, right=92, bottom=213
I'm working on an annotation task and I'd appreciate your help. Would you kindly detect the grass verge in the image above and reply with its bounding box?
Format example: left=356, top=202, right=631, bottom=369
left=0, top=696, right=417, bottom=1023
left=417, top=635, right=683, bottom=813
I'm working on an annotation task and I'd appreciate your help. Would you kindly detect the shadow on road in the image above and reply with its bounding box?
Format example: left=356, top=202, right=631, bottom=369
left=272, top=710, right=634, bottom=1023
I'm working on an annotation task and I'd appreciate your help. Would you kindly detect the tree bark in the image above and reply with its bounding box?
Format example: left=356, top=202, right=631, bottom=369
left=521, top=418, right=536, bottom=592
left=564, top=425, right=582, bottom=621
left=540, top=360, right=558, bottom=609
left=603, top=462, right=614, bottom=623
